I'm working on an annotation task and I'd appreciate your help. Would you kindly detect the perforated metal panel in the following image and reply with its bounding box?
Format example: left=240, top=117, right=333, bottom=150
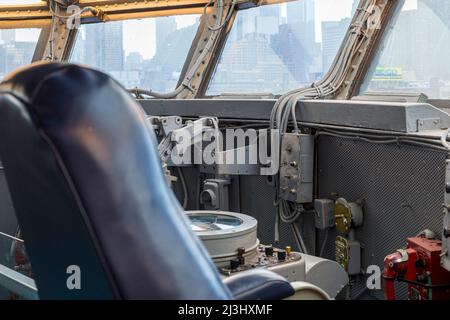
left=317, top=135, right=447, bottom=299
left=238, top=176, right=317, bottom=253
left=177, top=135, right=448, bottom=300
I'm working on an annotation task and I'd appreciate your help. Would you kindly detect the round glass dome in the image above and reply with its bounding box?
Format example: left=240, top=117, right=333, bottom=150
left=189, top=213, right=243, bottom=232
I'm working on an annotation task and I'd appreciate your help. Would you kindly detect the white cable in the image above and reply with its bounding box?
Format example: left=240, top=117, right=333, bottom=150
left=441, top=128, right=450, bottom=150
left=319, top=229, right=329, bottom=257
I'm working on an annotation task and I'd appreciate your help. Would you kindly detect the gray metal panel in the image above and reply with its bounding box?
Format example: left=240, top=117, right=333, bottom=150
left=139, top=99, right=450, bottom=133
left=139, top=99, right=275, bottom=120
left=317, top=135, right=447, bottom=299
left=0, top=264, right=38, bottom=300
left=237, top=175, right=316, bottom=254
left=298, top=100, right=450, bottom=132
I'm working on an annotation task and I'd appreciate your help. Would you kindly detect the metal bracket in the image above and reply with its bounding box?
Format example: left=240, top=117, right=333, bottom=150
left=417, top=118, right=442, bottom=131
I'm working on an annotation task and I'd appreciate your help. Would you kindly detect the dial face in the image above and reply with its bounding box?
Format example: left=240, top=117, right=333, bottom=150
left=189, top=214, right=243, bottom=232
left=334, top=201, right=352, bottom=233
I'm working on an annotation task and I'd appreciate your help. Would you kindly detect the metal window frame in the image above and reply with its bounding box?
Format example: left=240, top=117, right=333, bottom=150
left=0, top=0, right=402, bottom=100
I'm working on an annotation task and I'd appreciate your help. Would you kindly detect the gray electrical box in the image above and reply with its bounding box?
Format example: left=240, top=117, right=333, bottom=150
left=336, top=236, right=361, bottom=276
left=279, top=133, right=314, bottom=203
left=314, top=199, right=335, bottom=230
left=200, top=179, right=230, bottom=211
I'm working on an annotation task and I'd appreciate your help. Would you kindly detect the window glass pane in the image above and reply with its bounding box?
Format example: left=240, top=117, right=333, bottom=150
left=0, top=29, right=40, bottom=79
left=207, top=0, right=357, bottom=95
left=362, top=0, right=450, bottom=99
left=71, top=15, right=200, bottom=91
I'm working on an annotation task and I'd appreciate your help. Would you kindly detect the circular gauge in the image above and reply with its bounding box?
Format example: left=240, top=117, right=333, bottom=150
left=190, top=214, right=242, bottom=232
left=186, top=211, right=259, bottom=267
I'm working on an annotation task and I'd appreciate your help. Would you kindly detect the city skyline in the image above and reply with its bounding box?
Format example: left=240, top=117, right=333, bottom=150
left=6, top=0, right=357, bottom=57
left=3, top=0, right=448, bottom=97
left=0, top=0, right=362, bottom=94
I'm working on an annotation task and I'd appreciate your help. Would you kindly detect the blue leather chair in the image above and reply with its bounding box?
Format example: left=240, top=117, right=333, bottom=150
left=0, top=62, right=294, bottom=300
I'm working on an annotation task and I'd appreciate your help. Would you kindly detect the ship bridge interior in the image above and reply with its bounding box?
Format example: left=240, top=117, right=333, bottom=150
left=0, top=0, right=449, bottom=301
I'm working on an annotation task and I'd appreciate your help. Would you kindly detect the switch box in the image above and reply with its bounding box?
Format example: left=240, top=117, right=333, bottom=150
left=279, top=133, right=314, bottom=203
left=200, top=179, right=230, bottom=211
left=314, top=199, right=335, bottom=230
left=336, top=236, right=361, bottom=276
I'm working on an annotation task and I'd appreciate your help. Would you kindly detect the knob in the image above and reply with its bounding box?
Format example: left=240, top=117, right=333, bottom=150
left=265, top=246, right=274, bottom=256
left=277, top=250, right=286, bottom=261
left=230, top=258, right=240, bottom=270
left=285, top=246, right=292, bottom=255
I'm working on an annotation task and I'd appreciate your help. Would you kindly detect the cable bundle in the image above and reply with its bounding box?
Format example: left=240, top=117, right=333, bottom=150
left=269, top=0, right=379, bottom=252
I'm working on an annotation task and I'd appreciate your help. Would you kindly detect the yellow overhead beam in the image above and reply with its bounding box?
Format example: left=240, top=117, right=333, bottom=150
left=0, top=0, right=293, bottom=28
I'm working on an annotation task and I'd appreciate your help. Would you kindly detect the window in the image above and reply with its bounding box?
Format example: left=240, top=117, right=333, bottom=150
left=0, top=29, right=40, bottom=79
left=70, top=15, right=200, bottom=92
left=361, top=0, right=450, bottom=99
left=207, top=0, right=357, bottom=95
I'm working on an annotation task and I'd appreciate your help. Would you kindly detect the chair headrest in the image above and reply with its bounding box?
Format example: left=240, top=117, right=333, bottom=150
left=0, top=62, right=230, bottom=299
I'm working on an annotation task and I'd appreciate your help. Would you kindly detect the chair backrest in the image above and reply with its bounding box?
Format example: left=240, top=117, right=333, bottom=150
left=0, top=62, right=231, bottom=299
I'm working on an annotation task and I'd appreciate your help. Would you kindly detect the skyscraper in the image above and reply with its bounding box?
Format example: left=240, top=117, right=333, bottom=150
left=104, top=22, right=124, bottom=71
left=322, top=18, right=351, bottom=73
left=0, top=30, right=15, bottom=44
left=85, top=21, right=124, bottom=71
left=286, top=0, right=315, bottom=47
left=155, top=17, right=177, bottom=54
